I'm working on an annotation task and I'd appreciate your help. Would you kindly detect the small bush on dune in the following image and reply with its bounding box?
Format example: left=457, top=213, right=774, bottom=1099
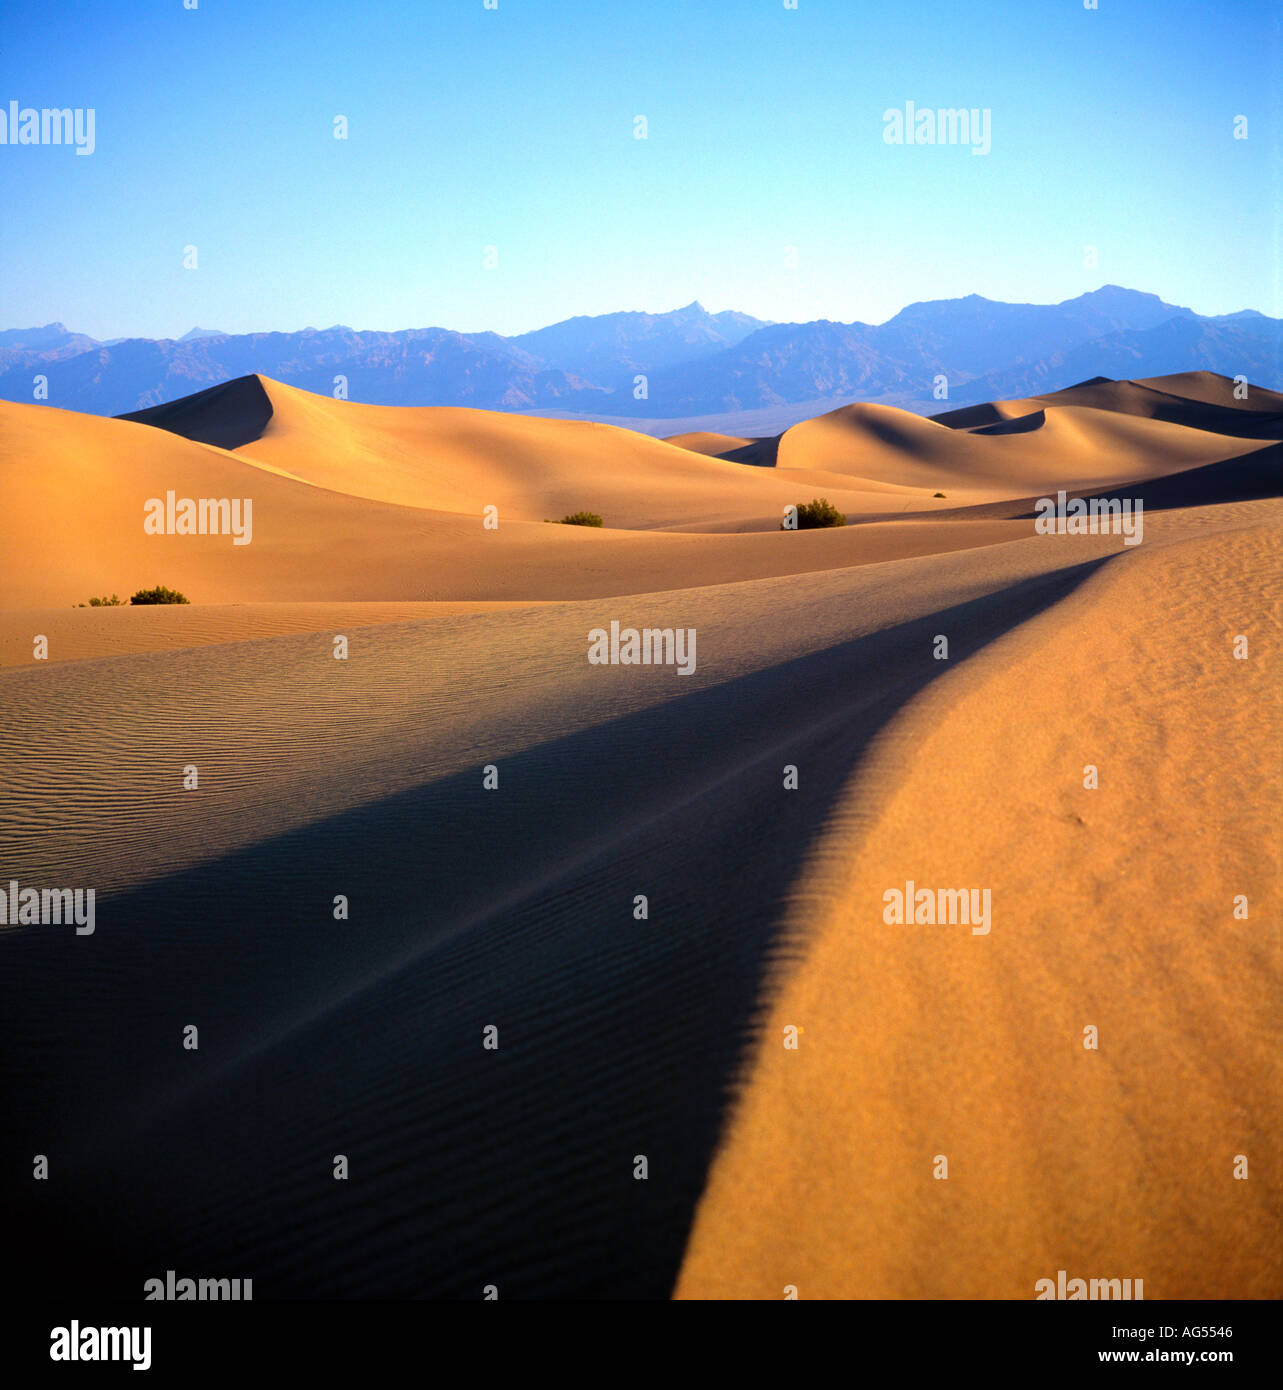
left=78, top=594, right=125, bottom=607
left=933, top=492, right=947, bottom=498
left=130, top=585, right=190, bottom=606
left=553, top=511, right=604, bottom=528
left=783, top=497, right=845, bottom=530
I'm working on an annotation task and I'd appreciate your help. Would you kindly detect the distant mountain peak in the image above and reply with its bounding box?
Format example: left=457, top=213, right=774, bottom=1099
left=0, top=322, right=99, bottom=352
left=1068, top=285, right=1176, bottom=309
left=178, top=326, right=226, bottom=342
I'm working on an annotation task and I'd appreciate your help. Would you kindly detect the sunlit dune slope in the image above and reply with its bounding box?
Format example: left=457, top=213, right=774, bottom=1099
left=0, top=399, right=452, bottom=608
left=676, top=507, right=1282, bottom=1299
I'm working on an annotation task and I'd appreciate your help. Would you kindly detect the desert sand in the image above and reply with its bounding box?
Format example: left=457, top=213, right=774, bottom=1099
left=0, top=370, right=1277, bottom=1298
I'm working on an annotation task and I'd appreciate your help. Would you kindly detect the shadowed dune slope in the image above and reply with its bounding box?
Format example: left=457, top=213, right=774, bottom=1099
left=663, top=431, right=780, bottom=467
left=120, top=374, right=275, bottom=450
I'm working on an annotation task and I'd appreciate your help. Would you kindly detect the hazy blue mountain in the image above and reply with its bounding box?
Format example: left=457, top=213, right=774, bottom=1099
left=635, top=320, right=916, bottom=416
left=0, top=289, right=1277, bottom=419
left=866, top=286, right=1196, bottom=377
left=603, top=287, right=1279, bottom=416
left=0, top=327, right=603, bottom=415
left=0, top=322, right=99, bottom=359
left=510, top=301, right=768, bottom=385
left=947, top=315, right=1283, bottom=407
left=0, top=322, right=93, bottom=350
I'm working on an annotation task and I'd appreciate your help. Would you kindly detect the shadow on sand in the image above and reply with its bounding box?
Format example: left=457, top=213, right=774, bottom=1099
left=1, top=558, right=1109, bottom=1299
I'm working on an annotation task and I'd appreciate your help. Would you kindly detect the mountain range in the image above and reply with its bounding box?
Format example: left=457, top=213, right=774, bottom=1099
left=1, top=286, right=1278, bottom=424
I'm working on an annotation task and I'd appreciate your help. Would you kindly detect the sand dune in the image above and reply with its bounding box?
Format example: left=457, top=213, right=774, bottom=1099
left=676, top=507, right=1281, bottom=1299
left=778, top=397, right=1277, bottom=495
left=0, top=399, right=455, bottom=608
left=1034, top=376, right=1283, bottom=436
left=126, top=376, right=882, bottom=528
left=933, top=371, right=1283, bottom=439
left=660, top=430, right=757, bottom=457
left=37, top=367, right=1275, bottom=612
left=0, top=513, right=1228, bottom=1297
left=1135, top=370, right=1283, bottom=413
left=0, top=368, right=1278, bottom=1301
left=0, top=396, right=1039, bottom=608
left=662, top=431, right=780, bottom=467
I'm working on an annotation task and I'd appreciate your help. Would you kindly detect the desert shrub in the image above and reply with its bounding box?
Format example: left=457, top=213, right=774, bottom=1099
left=79, top=594, right=124, bottom=607
left=556, top=511, right=604, bottom=527
left=933, top=492, right=946, bottom=498
left=130, top=585, right=191, bottom=606
left=783, top=497, right=845, bottom=530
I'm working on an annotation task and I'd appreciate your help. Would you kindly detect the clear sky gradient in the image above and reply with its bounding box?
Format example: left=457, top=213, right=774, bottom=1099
left=1, top=0, right=1279, bottom=339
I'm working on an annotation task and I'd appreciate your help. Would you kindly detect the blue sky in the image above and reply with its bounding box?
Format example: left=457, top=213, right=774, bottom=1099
left=1, top=0, right=1278, bottom=338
